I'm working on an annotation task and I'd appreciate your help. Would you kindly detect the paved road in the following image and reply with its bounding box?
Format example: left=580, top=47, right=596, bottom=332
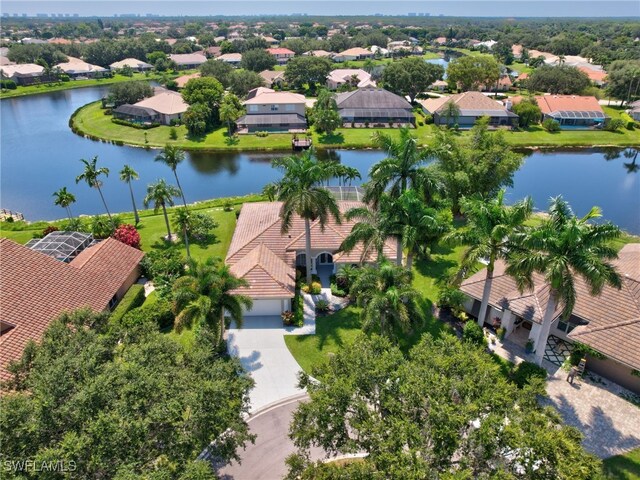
left=218, top=394, right=324, bottom=480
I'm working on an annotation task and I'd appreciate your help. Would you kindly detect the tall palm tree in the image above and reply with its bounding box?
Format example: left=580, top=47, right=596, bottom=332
left=119, top=165, right=140, bottom=225
left=52, top=187, right=76, bottom=221
left=349, top=260, right=419, bottom=337
left=442, top=100, right=461, bottom=127
left=155, top=144, right=188, bottom=208
left=75, top=156, right=112, bottom=222
left=507, top=197, right=622, bottom=365
left=446, top=190, right=533, bottom=327
left=173, top=258, right=252, bottom=345
left=270, top=149, right=360, bottom=285
left=143, top=179, right=180, bottom=240
left=365, top=128, right=431, bottom=204
left=173, top=207, right=192, bottom=259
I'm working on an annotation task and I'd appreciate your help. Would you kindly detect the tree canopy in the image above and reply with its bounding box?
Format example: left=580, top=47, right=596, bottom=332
left=240, top=48, right=277, bottom=72
left=108, top=81, right=153, bottom=107
left=446, top=54, right=501, bottom=91
left=381, top=57, right=444, bottom=102
left=525, top=65, right=591, bottom=95
left=284, top=56, right=333, bottom=91
left=200, top=58, right=234, bottom=88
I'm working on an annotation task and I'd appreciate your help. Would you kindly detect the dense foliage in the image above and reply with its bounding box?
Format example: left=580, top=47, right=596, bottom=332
left=284, top=56, right=333, bottom=92
left=525, top=65, right=591, bottom=95
left=446, top=54, right=500, bottom=92
left=108, top=81, right=154, bottom=107
left=240, top=48, right=277, bottom=72
left=381, top=57, right=444, bottom=102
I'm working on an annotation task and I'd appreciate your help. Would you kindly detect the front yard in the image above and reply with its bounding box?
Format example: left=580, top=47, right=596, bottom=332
left=603, top=448, right=640, bottom=480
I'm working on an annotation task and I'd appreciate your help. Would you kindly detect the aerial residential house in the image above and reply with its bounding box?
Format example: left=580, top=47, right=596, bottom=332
left=56, top=56, right=108, bottom=79
left=109, top=58, right=153, bottom=72
left=225, top=201, right=398, bottom=317
left=460, top=243, right=640, bottom=394
left=302, top=49, right=335, bottom=58
left=259, top=70, right=286, bottom=88
left=535, top=95, right=608, bottom=128
left=326, top=69, right=376, bottom=90
left=419, top=91, right=518, bottom=128
left=335, top=87, right=415, bottom=127
left=0, top=63, right=44, bottom=85
left=114, top=88, right=188, bottom=125
left=169, top=52, right=207, bottom=69
left=217, top=53, right=243, bottom=67
left=387, top=41, right=423, bottom=55
left=433, top=36, right=449, bottom=45
left=237, top=88, right=307, bottom=133
left=266, top=47, right=295, bottom=65
left=578, top=67, right=608, bottom=87
left=511, top=44, right=524, bottom=60
left=204, top=46, right=222, bottom=58
left=480, top=75, right=513, bottom=92
left=261, top=35, right=280, bottom=46
left=0, top=235, right=144, bottom=381
left=430, top=79, right=448, bottom=92
left=174, top=72, right=201, bottom=88
left=333, top=47, right=375, bottom=62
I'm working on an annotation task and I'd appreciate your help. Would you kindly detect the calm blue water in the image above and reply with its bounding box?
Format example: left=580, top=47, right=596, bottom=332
left=1, top=87, right=638, bottom=233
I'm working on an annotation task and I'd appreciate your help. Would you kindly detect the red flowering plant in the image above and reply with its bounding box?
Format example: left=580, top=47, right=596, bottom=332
left=112, top=224, right=141, bottom=249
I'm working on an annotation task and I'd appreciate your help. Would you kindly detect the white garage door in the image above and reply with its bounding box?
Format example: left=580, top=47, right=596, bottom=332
left=245, top=299, right=284, bottom=316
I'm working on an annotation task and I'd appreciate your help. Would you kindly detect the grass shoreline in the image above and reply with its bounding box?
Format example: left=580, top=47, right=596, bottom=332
left=71, top=100, right=640, bottom=151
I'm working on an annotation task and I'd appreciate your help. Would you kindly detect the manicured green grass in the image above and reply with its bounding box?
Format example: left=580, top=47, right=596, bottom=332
left=73, top=100, right=640, bottom=150
left=603, top=448, right=640, bottom=480
left=0, top=72, right=173, bottom=99
left=508, top=62, right=533, bottom=75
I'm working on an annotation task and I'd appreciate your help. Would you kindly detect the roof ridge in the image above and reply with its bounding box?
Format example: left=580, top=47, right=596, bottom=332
left=285, top=219, right=346, bottom=249
left=254, top=244, right=291, bottom=290
left=621, top=277, right=640, bottom=313
left=571, top=317, right=640, bottom=336
left=226, top=207, right=282, bottom=260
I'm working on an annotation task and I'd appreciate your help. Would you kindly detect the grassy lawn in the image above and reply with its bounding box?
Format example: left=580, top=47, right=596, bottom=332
left=73, top=100, right=640, bottom=150
left=0, top=72, right=173, bottom=99
left=508, top=62, right=533, bottom=75
left=603, top=448, right=640, bottom=480
left=0, top=194, right=262, bottom=263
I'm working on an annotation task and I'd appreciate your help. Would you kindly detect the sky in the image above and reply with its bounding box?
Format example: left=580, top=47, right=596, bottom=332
left=2, top=1, right=639, bottom=18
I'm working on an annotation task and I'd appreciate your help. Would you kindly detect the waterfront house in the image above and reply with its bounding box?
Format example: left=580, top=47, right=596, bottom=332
left=0, top=63, right=44, bottom=85
left=57, top=56, right=108, bottom=79
left=302, top=50, right=335, bottom=58
left=335, top=87, right=415, bottom=127
left=0, top=236, right=144, bottom=382
left=217, top=53, right=243, bottom=67
left=266, top=47, right=295, bottom=65
left=419, top=91, right=518, bottom=128
left=225, top=201, right=398, bottom=316
left=169, top=52, right=207, bottom=69
left=237, top=88, right=307, bottom=133
left=259, top=70, right=286, bottom=88
left=115, top=88, right=188, bottom=125
left=175, top=72, right=201, bottom=88
left=459, top=243, right=640, bottom=394
left=535, top=95, right=608, bottom=128
left=109, top=58, right=153, bottom=72
left=334, top=47, right=374, bottom=62
left=326, top=69, right=376, bottom=90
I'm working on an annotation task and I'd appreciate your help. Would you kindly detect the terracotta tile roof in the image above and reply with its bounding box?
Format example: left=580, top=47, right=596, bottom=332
left=337, top=47, right=372, bottom=56
left=420, top=92, right=516, bottom=118
left=266, top=48, right=295, bottom=55
left=535, top=95, right=604, bottom=115
left=135, top=90, right=188, bottom=115
left=460, top=244, right=640, bottom=369
left=243, top=91, right=306, bottom=105
left=578, top=67, right=608, bottom=82
left=168, top=53, right=207, bottom=66
left=0, top=238, right=144, bottom=381
left=175, top=72, right=201, bottom=88
left=226, top=202, right=398, bottom=298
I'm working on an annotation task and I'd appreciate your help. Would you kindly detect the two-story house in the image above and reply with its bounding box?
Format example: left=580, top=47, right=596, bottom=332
left=266, top=48, right=295, bottom=65
left=237, top=88, right=307, bottom=133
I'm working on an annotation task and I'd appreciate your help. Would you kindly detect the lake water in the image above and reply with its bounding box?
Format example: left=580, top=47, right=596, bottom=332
left=1, top=86, right=638, bottom=234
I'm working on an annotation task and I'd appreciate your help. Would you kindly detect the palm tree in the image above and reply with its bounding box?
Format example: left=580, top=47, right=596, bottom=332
left=155, top=144, right=188, bottom=208
left=173, top=207, right=192, bottom=259
left=52, top=187, right=76, bottom=221
left=442, top=100, right=461, bottom=127
left=119, top=165, right=140, bottom=225
left=349, top=260, right=419, bottom=337
left=446, top=190, right=533, bottom=327
left=173, top=258, right=252, bottom=345
left=75, top=156, right=112, bottom=222
left=271, top=149, right=360, bottom=285
left=143, top=179, right=180, bottom=240
left=507, top=197, right=622, bottom=365
left=365, top=128, right=431, bottom=204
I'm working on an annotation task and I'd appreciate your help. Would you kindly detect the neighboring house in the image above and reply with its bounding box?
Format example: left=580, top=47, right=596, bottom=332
left=169, top=53, right=207, bottom=69
left=261, top=36, right=280, bottom=46
left=266, top=47, right=295, bottom=65
left=370, top=45, right=389, bottom=57
left=0, top=236, right=144, bottom=381
left=511, top=44, right=524, bottom=60
left=476, top=40, right=497, bottom=50
left=56, top=56, right=108, bottom=79
left=204, top=46, right=222, bottom=58
left=0, top=63, right=44, bottom=85
left=578, top=66, right=608, bottom=87
left=225, top=201, right=398, bottom=317
left=335, top=87, right=415, bottom=127
left=303, top=50, right=334, bottom=58
left=535, top=95, right=608, bottom=128
left=515, top=72, right=529, bottom=84
left=460, top=244, right=640, bottom=394
left=237, top=88, right=307, bottom=133
left=326, top=69, right=376, bottom=90
left=433, top=36, right=449, bottom=45
left=334, top=47, right=374, bottom=62
left=387, top=41, right=423, bottom=55
left=419, top=91, right=518, bottom=128
left=174, top=72, right=201, bottom=88
left=115, top=88, right=188, bottom=125
left=0, top=56, right=15, bottom=66
left=629, top=100, right=640, bottom=122
left=217, top=53, right=242, bottom=66
left=109, top=58, right=153, bottom=72
left=259, top=69, right=286, bottom=87
left=430, top=79, right=448, bottom=92
left=480, top=75, right=513, bottom=92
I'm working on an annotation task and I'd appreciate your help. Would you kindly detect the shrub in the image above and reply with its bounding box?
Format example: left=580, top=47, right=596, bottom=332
left=188, top=212, right=219, bottom=243
left=62, top=217, right=88, bottom=232
left=1, top=79, right=17, bottom=90
left=112, top=224, right=141, bottom=249
left=281, top=310, right=295, bottom=326
left=291, top=292, right=304, bottom=327
left=510, top=361, right=547, bottom=388
left=41, top=225, right=59, bottom=237
left=91, top=215, right=121, bottom=239
left=542, top=118, right=561, bottom=132
left=121, top=298, right=174, bottom=330
left=437, top=287, right=465, bottom=310
left=463, top=321, right=486, bottom=347
left=604, top=118, right=625, bottom=132
left=330, top=282, right=346, bottom=297
left=169, top=127, right=178, bottom=140
left=310, top=281, right=322, bottom=295
left=569, top=342, right=606, bottom=365
left=255, top=131, right=269, bottom=137
left=315, top=299, right=330, bottom=313
left=140, top=250, right=185, bottom=297
left=496, top=327, right=506, bottom=341
left=620, top=113, right=635, bottom=130
left=525, top=339, right=534, bottom=353
left=110, top=284, right=146, bottom=324
left=111, top=118, right=160, bottom=129
left=223, top=201, right=234, bottom=212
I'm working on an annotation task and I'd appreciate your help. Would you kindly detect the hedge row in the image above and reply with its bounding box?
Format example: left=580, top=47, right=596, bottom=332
left=110, top=284, right=146, bottom=324
left=111, top=117, right=160, bottom=129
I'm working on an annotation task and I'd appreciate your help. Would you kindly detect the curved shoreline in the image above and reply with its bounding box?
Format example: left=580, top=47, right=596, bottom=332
left=70, top=101, right=640, bottom=153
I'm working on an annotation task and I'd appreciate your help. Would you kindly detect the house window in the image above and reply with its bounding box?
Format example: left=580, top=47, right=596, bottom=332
left=271, top=105, right=279, bottom=111
left=557, top=319, right=577, bottom=334
left=249, top=105, right=258, bottom=113
left=286, top=104, right=295, bottom=112
left=108, top=294, right=119, bottom=310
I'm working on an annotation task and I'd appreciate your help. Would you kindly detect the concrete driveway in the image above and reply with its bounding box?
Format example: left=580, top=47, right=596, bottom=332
left=227, top=316, right=305, bottom=412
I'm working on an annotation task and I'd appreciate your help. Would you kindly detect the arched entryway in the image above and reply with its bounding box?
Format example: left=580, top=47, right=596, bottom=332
left=314, top=252, right=334, bottom=287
